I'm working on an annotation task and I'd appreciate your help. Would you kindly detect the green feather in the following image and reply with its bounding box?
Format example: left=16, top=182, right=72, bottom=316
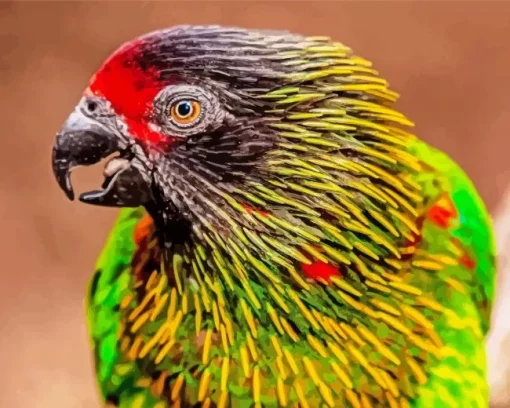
left=87, top=208, right=166, bottom=406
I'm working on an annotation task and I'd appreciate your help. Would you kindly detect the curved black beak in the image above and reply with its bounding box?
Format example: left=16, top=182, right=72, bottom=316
left=52, top=111, right=121, bottom=200
left=52, top=110, right=151, bottom=207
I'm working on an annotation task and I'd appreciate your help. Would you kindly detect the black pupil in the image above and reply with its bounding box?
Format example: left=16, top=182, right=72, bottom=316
left=177, top=101, right=192, bottom=117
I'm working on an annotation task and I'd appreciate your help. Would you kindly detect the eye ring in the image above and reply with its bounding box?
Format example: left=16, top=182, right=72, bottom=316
left=169, top=99, right=202, bottom=126
left=155, top=85, right=225, bottom=137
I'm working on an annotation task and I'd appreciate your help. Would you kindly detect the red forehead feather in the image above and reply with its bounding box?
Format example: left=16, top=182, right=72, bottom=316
left=88, top=39, right=172, bottom=146
left=89, top=40, right=162, bottom=119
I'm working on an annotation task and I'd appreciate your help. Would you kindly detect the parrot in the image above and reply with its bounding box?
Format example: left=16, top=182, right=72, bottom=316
left=51, top=25, right=496, bottom=408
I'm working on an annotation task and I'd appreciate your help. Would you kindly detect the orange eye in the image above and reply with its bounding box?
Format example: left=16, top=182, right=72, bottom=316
left=170, top=100, right=201, bottom=125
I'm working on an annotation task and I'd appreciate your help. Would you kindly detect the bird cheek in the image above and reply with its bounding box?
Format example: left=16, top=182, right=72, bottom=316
left=123, top=117, right=173, bottom=150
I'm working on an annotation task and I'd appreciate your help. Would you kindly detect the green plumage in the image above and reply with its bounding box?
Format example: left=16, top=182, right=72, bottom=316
left=82, top=29, right=495, bottom=408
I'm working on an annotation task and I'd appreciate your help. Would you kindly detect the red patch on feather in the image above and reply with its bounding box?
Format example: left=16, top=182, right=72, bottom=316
left=89, top=40, right=161, bottom=120
left=242, top=204, right=270, bottom=218
left=88, top=39, right=171, bottom=147
left=124, top=116, right=172, bottom=148
left=450, top=238, right=477, bottom=272
left=301, top=261, right=341, bottom=283
left=427, top=194, right=458, bottom=229
left=459, top=252, right=477, bottom=271
left=133, top=214, right=154, bottom=245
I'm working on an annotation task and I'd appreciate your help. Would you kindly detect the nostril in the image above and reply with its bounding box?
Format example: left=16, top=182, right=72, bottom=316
left=86, top=100, right=98, bottom=113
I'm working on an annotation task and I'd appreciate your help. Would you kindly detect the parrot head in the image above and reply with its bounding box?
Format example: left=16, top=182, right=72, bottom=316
left=52, top=26, right=301, bottom=238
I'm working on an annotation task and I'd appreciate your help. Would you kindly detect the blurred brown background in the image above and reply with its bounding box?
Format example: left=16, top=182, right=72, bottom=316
left=1, top=1, right=510, bottom=407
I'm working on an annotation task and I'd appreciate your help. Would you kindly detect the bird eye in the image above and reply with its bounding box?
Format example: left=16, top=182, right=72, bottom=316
left=170, top=99, right=201, bottom=126
left=155, top=85, right=225, bottom=137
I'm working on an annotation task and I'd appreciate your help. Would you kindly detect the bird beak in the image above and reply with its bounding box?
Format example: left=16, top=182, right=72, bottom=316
left=52, top=109, right=151, bottom=207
